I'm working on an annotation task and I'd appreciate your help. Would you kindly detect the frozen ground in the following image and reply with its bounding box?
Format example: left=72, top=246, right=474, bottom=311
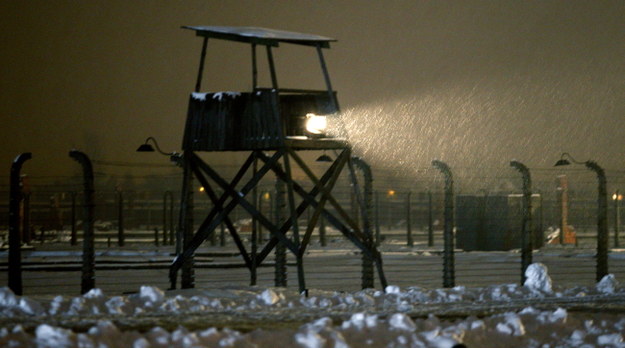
left=1, top=263, right=625, bottom=347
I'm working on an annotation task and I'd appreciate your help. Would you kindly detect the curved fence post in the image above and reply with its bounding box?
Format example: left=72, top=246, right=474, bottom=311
left=585, top=161, right=608, bottom=282
left=116, top=189, right=124, bottom=247
left=8, top=153, right=32, bottom=295
left=69, top=150, right=95, bottom=294
left=374, top=191, right=381, bottom=246
left=427, top=190, right=434, bottom=247
left=406, top=191, right=413, bottom=247
left=21, top=191, right=31, bottom=245
left=510, top=160, right=533, bottom=285
left=614, top=190, right=620, bottom=248
left=432, top=160, right=455, bottom=288
left=70, top=191, right=77, bottom=245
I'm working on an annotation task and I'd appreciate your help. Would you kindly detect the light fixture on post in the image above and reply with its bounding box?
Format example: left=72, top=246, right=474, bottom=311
left=136, top=136, right=184, bottom=257
left=554, top=152, right=608, bottom=282
left=136, top=137, right=180, bottom=164
left=137, top=137, right=172, bottom=155
left=613, top=190, right=621, bottom=248
left=316, top=152, right=333, bottom=162
left=553, top=153, right=573, bottom=167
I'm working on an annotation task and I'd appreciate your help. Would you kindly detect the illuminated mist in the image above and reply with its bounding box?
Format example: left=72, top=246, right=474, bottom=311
left=332, top=70, right=622, bottom=190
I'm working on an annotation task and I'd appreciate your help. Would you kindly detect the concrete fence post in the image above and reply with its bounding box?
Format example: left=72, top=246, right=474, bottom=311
left=69, top=150, right=96, bottom=295
left=8, top=153, right=31, bottom=295
left=432, top=160, right=455, bottom=288
left=510, top=160, right=533, bottom=285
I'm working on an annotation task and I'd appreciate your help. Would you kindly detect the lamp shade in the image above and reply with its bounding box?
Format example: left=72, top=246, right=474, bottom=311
left=554, top=159, right=570, bottom=167
left=316, top=154, right=333, bottom=162
left=136, top=143, right=155, bottom=152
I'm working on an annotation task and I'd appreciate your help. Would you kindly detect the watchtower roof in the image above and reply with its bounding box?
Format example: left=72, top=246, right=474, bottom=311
left=182, top=26, right=336, bottom=48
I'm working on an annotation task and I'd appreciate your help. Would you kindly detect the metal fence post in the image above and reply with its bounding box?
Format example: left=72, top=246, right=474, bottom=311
left=117, top=189, right=124, bottom=247
left=510, top=160, right=533, bottom=285
left=69, top=150, right=96, bottom=295
left=374, top=191, right=381, bottom=246
left=428, top=190, right=434, bottom=247
left=387, top=193, right=392, bottom=232
left=614, top=190, right=620, bottom=248
left=556, top=179, right=565, bottom=244
left=21, top=191, right=31, bottom=245
left=8, top=153, right=31, bottom=295
left=585, top=161, right=608, bottom=282
left=432, top=160, right=455, bottom=288
left=406, top=191, right=413, bottom=247
left=70, top=191, right=77, bottom=245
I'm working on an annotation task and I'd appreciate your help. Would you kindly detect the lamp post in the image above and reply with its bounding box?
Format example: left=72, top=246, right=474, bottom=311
left=613, top=191, right=621, bottom=248
left=554, top=152, right=608, bottom=282
left=137, top=137, right=190, bottom=288
left=137, top=137, right=180, bottom=160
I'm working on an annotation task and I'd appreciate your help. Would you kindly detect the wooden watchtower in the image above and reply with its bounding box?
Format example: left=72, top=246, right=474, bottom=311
left=169, top=26, right=387, bottom=292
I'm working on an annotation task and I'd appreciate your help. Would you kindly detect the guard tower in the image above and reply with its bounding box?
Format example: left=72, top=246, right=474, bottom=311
left=169, top=26, right=387, bottom=292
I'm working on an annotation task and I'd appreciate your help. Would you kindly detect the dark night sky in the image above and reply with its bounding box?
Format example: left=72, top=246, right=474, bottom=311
left=1, top=1, right=624, bottom=181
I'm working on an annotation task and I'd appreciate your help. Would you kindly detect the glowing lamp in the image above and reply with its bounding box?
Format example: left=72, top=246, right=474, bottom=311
left=305, top=113, right=328, bottom=136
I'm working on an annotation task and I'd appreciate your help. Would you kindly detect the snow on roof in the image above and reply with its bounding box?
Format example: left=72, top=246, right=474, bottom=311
left=182, top=26, right=336, bottom=47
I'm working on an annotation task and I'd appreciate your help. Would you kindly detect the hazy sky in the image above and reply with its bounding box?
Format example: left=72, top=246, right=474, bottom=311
left=1, top=1, right=624, bottom=180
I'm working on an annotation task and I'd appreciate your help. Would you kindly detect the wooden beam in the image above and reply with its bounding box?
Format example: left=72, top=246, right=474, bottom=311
left=192, top=151, right=299, bottom=255
left=190, top=160, right=252, bottom=269
left=293, top=150, right=348, bottom=255
left=289, top=149, right=365, bottom=239
left=253, top=150, right=344, bottom=265
left=170, top=152, right=259, bottom=276
left=259, top=150, right=375, bottom=258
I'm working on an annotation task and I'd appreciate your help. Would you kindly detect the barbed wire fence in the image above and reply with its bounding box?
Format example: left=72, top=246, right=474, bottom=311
left=1, top=159, right=624, bottom=294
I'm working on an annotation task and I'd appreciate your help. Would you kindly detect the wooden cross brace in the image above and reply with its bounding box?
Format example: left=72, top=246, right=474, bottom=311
left=169, top=147, right=386, bottom=289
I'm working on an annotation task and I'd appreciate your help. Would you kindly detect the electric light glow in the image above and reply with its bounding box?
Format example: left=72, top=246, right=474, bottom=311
left=305, top=113, right=327, bottom=135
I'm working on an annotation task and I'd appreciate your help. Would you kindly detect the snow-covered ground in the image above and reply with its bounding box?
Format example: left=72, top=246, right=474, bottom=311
left=1, top=264, right=624, bottom=347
